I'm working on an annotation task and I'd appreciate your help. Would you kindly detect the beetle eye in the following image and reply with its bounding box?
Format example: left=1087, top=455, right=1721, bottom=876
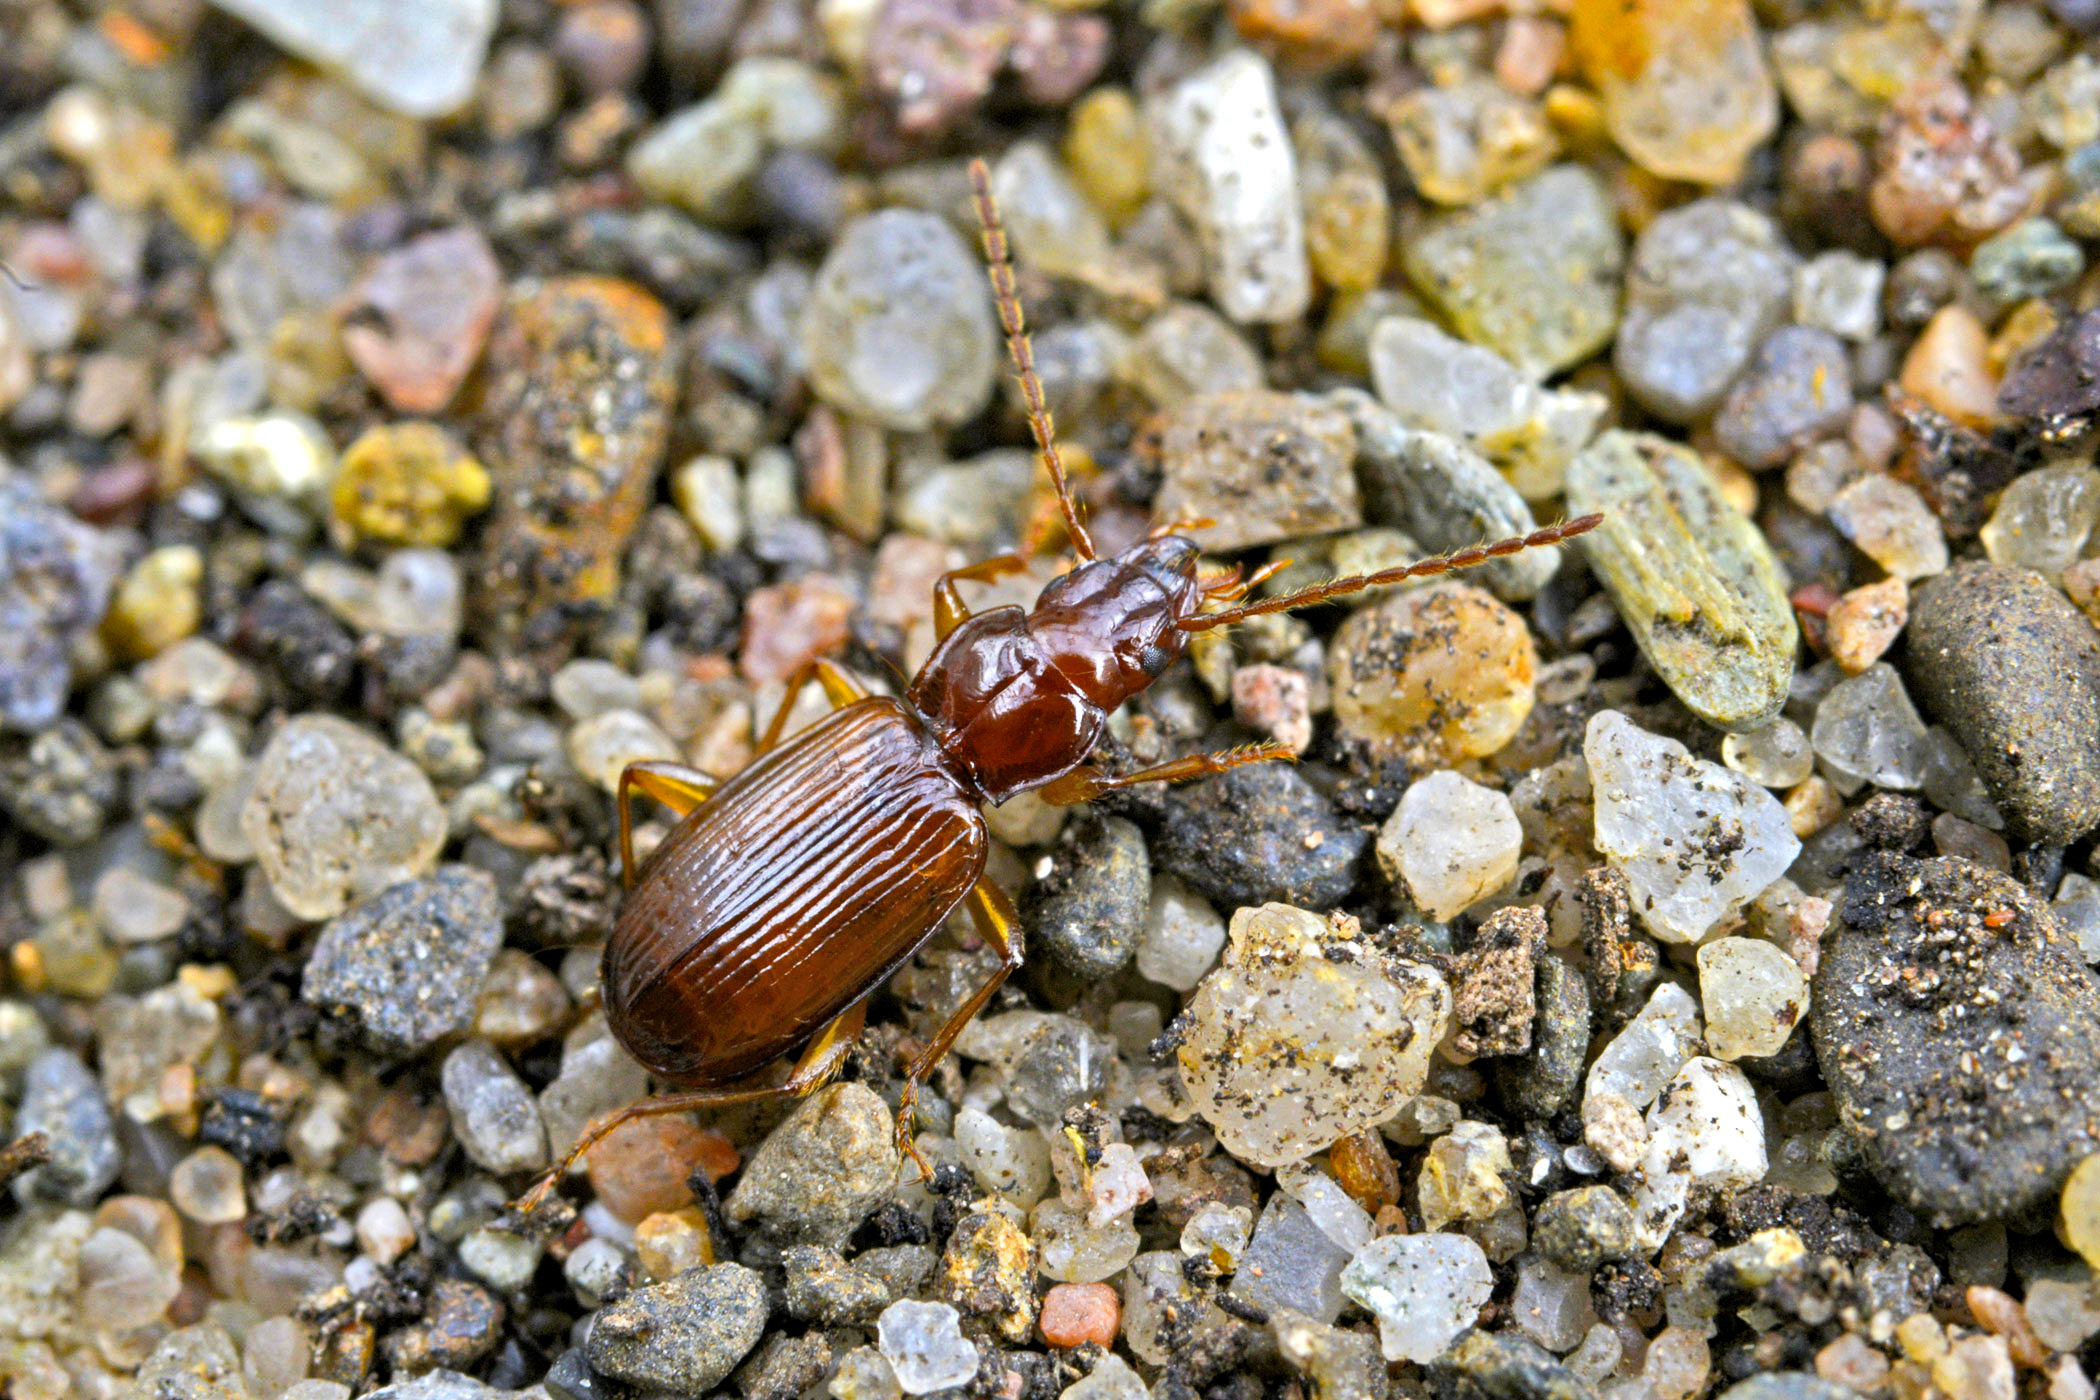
left=1139, top=644, right=1173, bottom=677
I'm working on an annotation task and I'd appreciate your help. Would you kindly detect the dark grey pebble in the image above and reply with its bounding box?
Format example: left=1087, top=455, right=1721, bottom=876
left=1023, top=813, right=1148, bottom=980
left=1530, top=1186, right=1637, bottom=1273
left=1905, top=560, right=2100, bottom=843
left=733, top=1332, right=835, bottom=1400
left=1811, top=851, right=2100, bottom=1225
left=13, top=1047, right=119, bottom=1206
left=1431, top=1328, right=1596, bottom=1400
left=1712, top=326, right=1854, bottom=470
left=542, top=1351, right=612, bottom=1400
left=0, top=718, right=120, bottom=846
left=781, top=1243, right=894, bottom=1325
left=1495, top=954, right=1590, bottom=1120
left=585, top=1262, right=769, bottom=1394
left=1151, top=762, right=1365, bottom=909
left=302, top=865, right=503, bottom=1057
left=0, top=477, right=122, bottom=734
left=1998, top=304, right=2100, bottom=427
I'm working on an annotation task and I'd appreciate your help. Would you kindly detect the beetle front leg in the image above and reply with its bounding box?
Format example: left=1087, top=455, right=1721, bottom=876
left=895, top=877, right=1025, bottom=1179
left=616, top=761, right=720, bottom=889
left=933, top=554, right=1028, bottom=641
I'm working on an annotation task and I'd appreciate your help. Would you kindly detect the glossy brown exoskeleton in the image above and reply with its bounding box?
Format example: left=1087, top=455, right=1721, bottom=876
left=518, top=162, right=1600, bottom=1207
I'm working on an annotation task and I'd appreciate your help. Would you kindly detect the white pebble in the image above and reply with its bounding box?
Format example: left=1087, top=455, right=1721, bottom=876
left=1379, top=770, right=1523, bottom=921
left=1150, top=50, right=1310, bottom=325
left=1136, top=874, right=1226, bottom=992
left=876, top=1299, right=980, bottom=1395
left=1587, top=710, right=1800, bottom=942
left=355, top=1196, right=415, bottom=1264
left=1341, top=1232, right=1494, bottom=1363
left=1696, top=937, right=1808, bottom=1061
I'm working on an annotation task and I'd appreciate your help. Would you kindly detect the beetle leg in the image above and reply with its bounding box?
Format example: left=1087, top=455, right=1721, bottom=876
left=616, top=761, right=720, bottom=889
left=1038, top=740, right=1296, bottom=805
left=512, top=999, right=871, bottom=1215
left=757, top=657, right=871, bottom=754
left=933, top=554, right=1029, bottom=641
left=895, top=878, right=1025, bottom=1179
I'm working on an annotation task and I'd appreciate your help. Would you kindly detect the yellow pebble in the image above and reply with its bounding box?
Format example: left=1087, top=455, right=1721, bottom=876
left=2062, top=1153, right=2100, bottom=1270
left=102, top=545, right=203, bottom=661
left=633, top=1206, right=715, bottom=1281
left=1064, top=88, right=1150, bottom=229
left=331, top=421, right=491, bottom=548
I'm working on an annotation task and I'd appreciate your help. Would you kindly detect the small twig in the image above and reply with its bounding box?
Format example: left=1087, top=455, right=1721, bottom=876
left=0, top=1132, right=53, bottom=1189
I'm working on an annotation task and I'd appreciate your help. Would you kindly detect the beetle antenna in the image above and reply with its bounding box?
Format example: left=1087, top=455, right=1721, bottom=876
left=1177, top=515, right=1604, bottom=632
left=967, top=157, right=1095, bottom=563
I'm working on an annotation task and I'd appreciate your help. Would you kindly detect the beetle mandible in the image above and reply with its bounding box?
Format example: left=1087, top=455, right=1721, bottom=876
left=516, top=160, right=1600, bottom=1209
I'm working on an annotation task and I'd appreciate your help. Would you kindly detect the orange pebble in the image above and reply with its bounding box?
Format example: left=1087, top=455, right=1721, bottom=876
left=584, top=1116, right=739, bottom=1224
left=1039, top=1282, right=1121, bottom=1349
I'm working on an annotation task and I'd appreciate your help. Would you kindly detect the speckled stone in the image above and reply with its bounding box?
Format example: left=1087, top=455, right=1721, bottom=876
left=475, top=277, right=677, bottom=649
left=1904, top=561, right=2100, bottom=844
left=1401, top=164, right=1624, bottom=379
left=585, top=1263, right=769, bottom=1393
left=1152, top=390, right=1362, bottom=553
left=1151, top=762, right=1367, bottom=910
left=1812, top=852, right=2100, bottom=1225
left=1567, top=432, right=1798, bottom=731
left=722, top=1083, right=900, bottom=1247
left=301, top=866, right=503, bottom=1057
left=1024, top=814, right=1149, bottom=981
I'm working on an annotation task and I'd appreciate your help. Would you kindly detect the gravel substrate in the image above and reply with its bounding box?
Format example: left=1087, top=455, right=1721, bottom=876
left=12, top=3, right=2100, bottom=1400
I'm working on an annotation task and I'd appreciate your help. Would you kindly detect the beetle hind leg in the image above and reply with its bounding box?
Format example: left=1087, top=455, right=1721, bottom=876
left=895, top=877, right=1024, bottom=1179
left=512, top=999, right=870, bottom=1216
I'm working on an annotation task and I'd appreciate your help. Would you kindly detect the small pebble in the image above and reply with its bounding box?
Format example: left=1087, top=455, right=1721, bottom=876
left=876, top=1299, right=980, bottom=1396
left=242, top=716, right=447, bottom=922
left=1329, top=581, right=1537, bottom=767
left=802, top=209, right=996, bottom=432
left=1827, top=475, right=1950, bottom=581
left=302, top=865, right=502, bottom=1056
left=1568, top=432, right=1797, bottom=730
left=1177, top=904, right=1450, bottom=1167
left=1378, top=770, right=1522, bottom=921
left=1816, top=853, right=2100, bottom=1224
left=1696, top=937, right=1808, bottom=1061
left=587, top=1263, right=769, bottom=1394
left=1341, top=1231, right=1494, bottom=1363
left=1587, top=711, right=1800, bottom=944
left=1714, top=327, right=1854, bottom=471
left=1039, top=1282, right=1120, bottom=1349
left=1150, top=50, right=1310, bottom=324
left=440, top=1040, right=549, bottom=1174
left=723, top=1083, right=899, bottom=1247
left=1906, top=561, right=2100, bottom=843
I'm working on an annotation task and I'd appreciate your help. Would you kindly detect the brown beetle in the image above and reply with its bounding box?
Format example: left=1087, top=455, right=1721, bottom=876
left=517, top=162, right=1599, bottom=1207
